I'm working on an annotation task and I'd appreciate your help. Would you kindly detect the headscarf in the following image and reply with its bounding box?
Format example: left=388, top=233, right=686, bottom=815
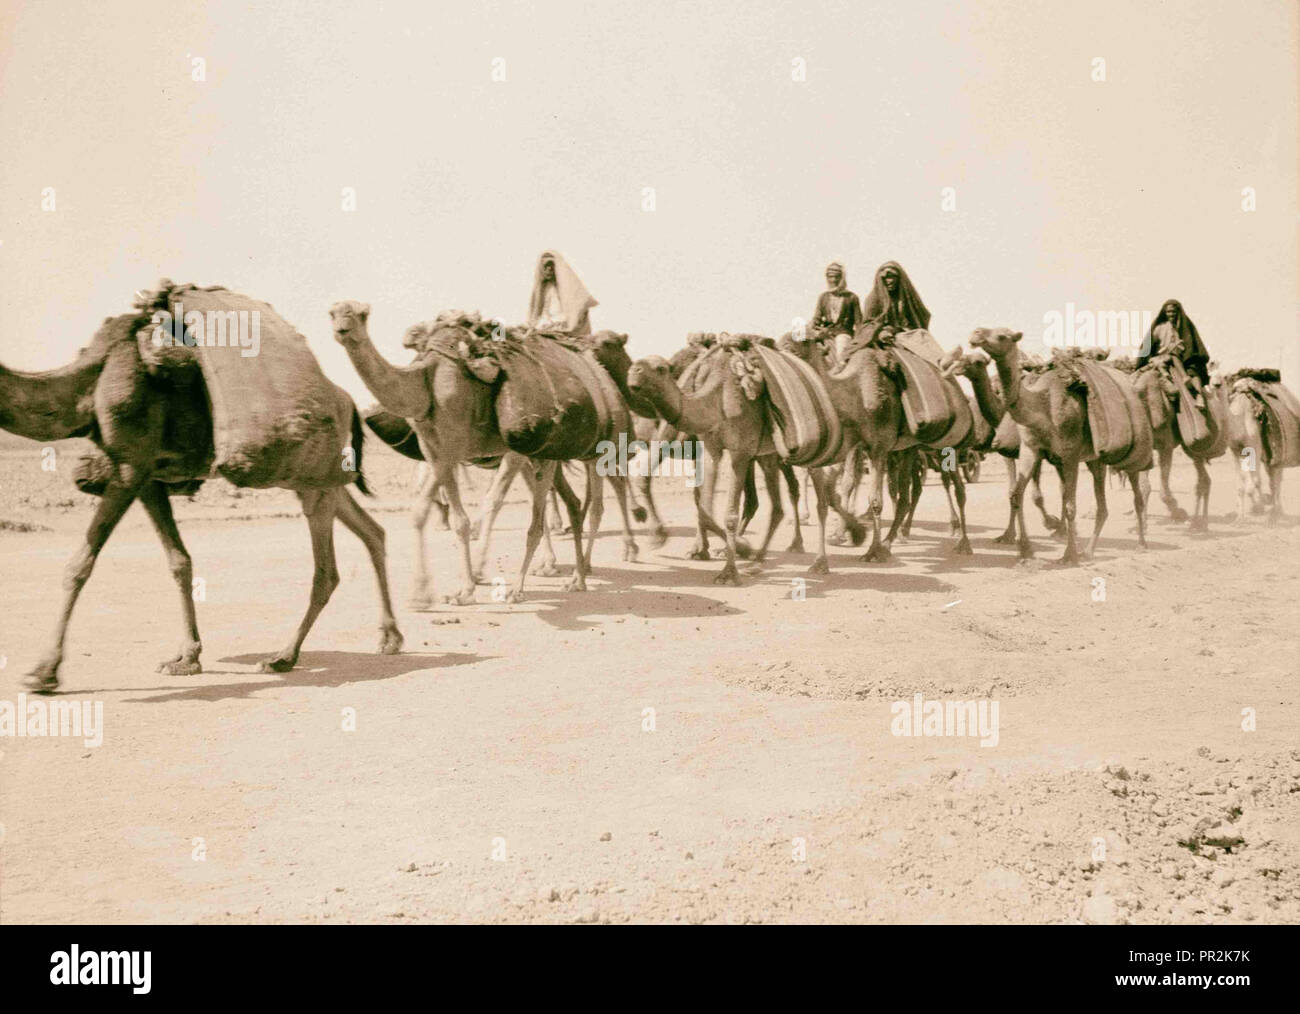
left=527, top=250, right=598, bottom=334
left=860, top=261, right=931, bottom=332
left=1138, top=299, right=1208, bottom=368
left=825, top=261, right=847, bottom=293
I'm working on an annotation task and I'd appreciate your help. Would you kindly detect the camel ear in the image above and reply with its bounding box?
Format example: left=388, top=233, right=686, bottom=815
left=360, top=303, right=371, bottom=321
left=616, top=332, right=628, bottom=346
left=1011, top=331, right=1023, bottom=343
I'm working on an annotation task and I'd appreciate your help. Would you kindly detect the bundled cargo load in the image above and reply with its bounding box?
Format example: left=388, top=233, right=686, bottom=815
left=1058, top=354, right=1154, bottom=472
left=132, top=282, right=361, bottom=490
left=1230, top=369, right=1300, bottom=468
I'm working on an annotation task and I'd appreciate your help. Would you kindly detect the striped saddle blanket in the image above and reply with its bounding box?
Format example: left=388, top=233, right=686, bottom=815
left=891, top=334, right=956, bottom=445
left=750, top=344, right=844, bottom=467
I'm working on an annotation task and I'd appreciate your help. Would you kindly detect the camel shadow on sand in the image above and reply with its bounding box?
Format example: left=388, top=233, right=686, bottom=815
left=106, top=650, right=486, bottom=704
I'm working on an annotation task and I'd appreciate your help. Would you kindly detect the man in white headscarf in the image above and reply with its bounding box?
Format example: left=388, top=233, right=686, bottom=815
left=528, top=250, right=598, bottom=335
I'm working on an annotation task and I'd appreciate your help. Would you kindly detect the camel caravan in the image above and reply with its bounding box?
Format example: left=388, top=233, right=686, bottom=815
left=3, top=256, right=1298, bottom=692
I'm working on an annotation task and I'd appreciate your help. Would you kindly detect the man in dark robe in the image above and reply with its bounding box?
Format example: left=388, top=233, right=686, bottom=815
left=860, top=260, right=931, bottom=335
left=1137, top=299, right=1210, bottom=388
left=811, top=262, right=861, bottom=338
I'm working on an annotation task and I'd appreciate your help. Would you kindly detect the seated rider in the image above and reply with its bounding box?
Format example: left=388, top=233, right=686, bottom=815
left=1137, top=299, right=1210, bottom=406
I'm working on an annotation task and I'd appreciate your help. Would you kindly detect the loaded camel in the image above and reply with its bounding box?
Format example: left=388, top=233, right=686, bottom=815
left=627, top=338, right=861, bottom=583
left=0, top=286, right=403, bottom=693
left=330, top=301, right=594, bottom=605
left=964, top=329, right=1150, bottom=564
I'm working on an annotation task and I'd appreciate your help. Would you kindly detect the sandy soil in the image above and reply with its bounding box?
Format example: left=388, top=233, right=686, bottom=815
left=1, top=441, right=1297, bottom=924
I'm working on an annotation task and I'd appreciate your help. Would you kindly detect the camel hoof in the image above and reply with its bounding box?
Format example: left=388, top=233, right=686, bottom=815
left=992, top=532, right=1016, bottom=545
left=734, top=539, right=754, bottom=560
left=1169, top=507, right=1189, bottom=522
left=952, top=539, right=973, bottom=556
left=1055, top=553, right=1081, bottom=568
left=378, top=627, right=404, bottom=655
left=22, top=665, right=60, bottom=694
left=531, top=561, right=561, bottom=577
left=442, top=589, right=477, bottom=606
left=408, top=593, right=435, bottom=611
left=157, top=657, right=202, bottom=676
left=949, top=523, right=962, bottom=536
left=504, top=589, right=526, bottom=604
left=562, top=576, right=587, bottom=593
left=688, top=548, right=711, bottom=561
left=786, top=539, right=806, bottom=554
left=862, top=545, right=891, bottom=563
left=623, top=543, right=639, bottom=563
left=1188, top=518, right=1209, bottom=533
left=1015, top=556, right=1039, bottom=570
left=713, top=566, right=741, bottom=586
left=435, top=517, right=451, bottom=531
left=631, top=506, right=648, bottom=523
left=827, top=531, right=850, bottom=547
left=649, top=527, right=669, bottom=549
left=807, top=555, right=829, bottom=575
left=257, top=655, right=297, bottom=674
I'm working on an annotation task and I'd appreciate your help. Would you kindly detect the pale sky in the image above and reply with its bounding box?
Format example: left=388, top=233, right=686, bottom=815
left=1, top=0, right=1296, bottom=402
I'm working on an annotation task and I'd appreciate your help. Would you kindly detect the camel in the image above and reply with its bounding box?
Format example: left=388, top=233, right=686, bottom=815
left=1128, top=355, right=1228, bottom=530
left=330, top=301, right=592, bottom=605
left=0, top=296, right=403, bottom=693
left=627, top=341, right=860, bottom=583
left=964, top=329, right=1149, bottom=564
left=780, top=333, right=975, bottom=559
left=1224, top=373, right=1292, bottom=525
left=949, top=354, right=1062, bottom=544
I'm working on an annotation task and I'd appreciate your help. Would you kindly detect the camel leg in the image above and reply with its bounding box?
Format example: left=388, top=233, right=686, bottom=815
left=607, top=474, right=640, bottom=562
left=139, top=482, right=204, bottom=677
left=1010, top=446, right=1040, bottom=562
left=1057, top=460, right=1082, bottom=566
left=1030, top=458, right=1062, bottom=534
left=582, top=462, right=606, bottom=566
left=434, top=455, right=478, bottom=605
left=714, top=451, right=749, bottom=585
left=806, top=468, right=833, bottom=574
left=1129, top=468, right=1149, bottom=549
left=798, top=466, right=812, bottom=523
left=947, top=467, right=973, bottom=555
left=24, top=483, right=138, bottom=692
left=637, top=472, right=669, bottom=547
left=940, top=465, right=961, bottom=536
left=1266, top=464, right=1284, bottom=525
left=690, top=446, right=723, bottom=559
left=552, top=466, right=589, bottom=587
left=1158, top=443, right=1185, bottom=521
left=1189, top=458, right=1211, bottom=531
left=901, top=454, right=924, bottom=539
left=783, top=463, right=805, bottom=552
left=408, top=471, right=439, bottom=609
left=334, top=488, right=404, bottom=655
left=473, top=451, right=528, bottom=582
left=862, top=451, right=892, bottom=562
left=1084, top=459, right=1109, bottom=560
left=995, top=456, right=1019, bottom=544
left=507, top=460, right=558, bottom=602
left=738, top=461, right=759, bottom=537
left=259, top=490, right=340, bottom=673
left=749, top=457, right=784, bottom=564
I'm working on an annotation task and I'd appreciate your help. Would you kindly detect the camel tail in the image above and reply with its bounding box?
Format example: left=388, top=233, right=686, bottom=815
left=351, top=406, right=373, bottom=497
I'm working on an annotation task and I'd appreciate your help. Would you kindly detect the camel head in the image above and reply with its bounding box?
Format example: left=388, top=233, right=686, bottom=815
left=402, top=321, right=434, bottom=352
left=967, top=327, right=1022, bottom=360
left=938, top=345, right=965, bottom=379
left=627, top=355, right=673, bottom=398
left=330, top=301, right=371, bottom=346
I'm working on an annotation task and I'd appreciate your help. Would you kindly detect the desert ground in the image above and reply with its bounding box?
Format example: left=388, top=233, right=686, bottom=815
left=1, top=435, right=1297, bottom=924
